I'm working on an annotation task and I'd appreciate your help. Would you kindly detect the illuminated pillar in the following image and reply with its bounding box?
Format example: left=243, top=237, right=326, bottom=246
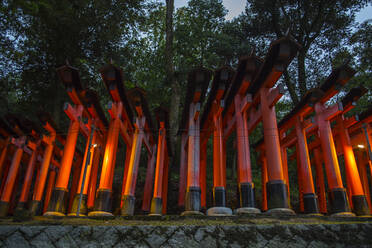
left=44, top=120, right=79, bottom=216
left=260, top=88, right=292, bottom=213
left=314, top=103, right=352, bottom=215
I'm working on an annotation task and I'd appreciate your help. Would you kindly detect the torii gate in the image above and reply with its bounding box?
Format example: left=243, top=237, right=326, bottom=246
left=149, top=107, right=171, bottom=216
left=68, top=89, right=108, bottom=216
left=226, top=35, right=300, bottom=214
left=44, top=64, right=92, bottom=216
left=200, top=66, right=234, bottom=216
left=178, top=67, right=212, bottom=215
left=88, top=64, right=134, bottom=217
left=222, top=55, right=262, bottom=214
left=121, top=87, right=156, bottom=216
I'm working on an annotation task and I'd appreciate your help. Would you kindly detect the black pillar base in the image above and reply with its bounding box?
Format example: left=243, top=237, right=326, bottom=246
left=121, top=195, right=136, bottom=216
left=238, top=182, right=255, bottom=208
left=303, top=193, right=320, bottom=214
left=29, top=200, right=41, bottom=216
left=43, top=188, right=68, bottom=217
left=0, top=201, right=9, bottom=217
left=181, top=186, right=203, bottom=215
left=14, top=202, right=33, bottom=221
left=88, top=189, right=112, bottom=217
left=328, top=188, right=351, bottom=214
left=267, top=180, right=290, bottom=209
left=213, top=187, right=226, bottom=207
left=15, top=201, right=26, bottom=212
left=149, top=197, right=162, bottom=215
left=68, top=194, right=88, bottom=216
left=352, top=195, right=370, bottom=216
left=185, top=186, right=201, bottom=211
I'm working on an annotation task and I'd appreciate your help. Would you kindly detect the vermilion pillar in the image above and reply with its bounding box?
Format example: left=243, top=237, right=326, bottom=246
left=313, top=148, right=327, bottom=214
left=0, top=139, right=24, bottom=217
left=261, top=156, right=268, bottom=211
left=120, top=148, right=132, bottom=208
left=281, top=146, right=290, bottom=200
left=142, top=145, right=156, bottom=212
left=121, top=117, right=145, bottom=216
left=30, top=139, right=54, bottom=215
left=162, top=154, right=169, bottom=214
left=296, top=144, right=304, bottom=213
left=89, top=114, right=120, bottom=217
left=260, top=88, right=292, bottom=213
left=178, top=134, right=188, bottom=207
left=69, top=131, right=97, bottom=216
left=234, top=94, right=260, bottom=214
left=0, top=138, right=10, bottom=181
left=44, top=119, right=80, bottom=216
left=337, top=116, right=369, bottom=215
left=200, top=141, right=207, bottom=210
left=183, top=103, right=202, bottom=215
left=295, top=117, right=319, bottom=214
left=87, top=146, right=101, bottom=211
left=207, top=101, right=233, bottom=216
left=355, top=149, right=372, bottom=212
left=67, top=163, right=82, bottom=213
left=16, top=144, right=39, bottom=211
left=150, top=124, right=166, bottom=215
left=314, top=103, right=352, bottom=215
left=43, top=168, right=57, bottom=214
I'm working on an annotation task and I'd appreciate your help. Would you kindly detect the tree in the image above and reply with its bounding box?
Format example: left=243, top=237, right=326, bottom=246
left=174, top=0, right=227, bottom=69
left=240, top=0, right=369, bottom=104
left=165, top=0, right=180, bottom=155
left=0, top=0, right=145, bottom=126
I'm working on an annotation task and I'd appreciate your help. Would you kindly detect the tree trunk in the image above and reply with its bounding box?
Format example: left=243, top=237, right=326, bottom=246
left=165, top=0, right=179, bottom=157
left=283, top=69, right=299, bottom=105
left=297, top=50, right=307, bottom=98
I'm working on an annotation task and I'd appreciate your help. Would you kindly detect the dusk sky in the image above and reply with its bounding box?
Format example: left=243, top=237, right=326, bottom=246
left=174, top=0, right=372, bottom=23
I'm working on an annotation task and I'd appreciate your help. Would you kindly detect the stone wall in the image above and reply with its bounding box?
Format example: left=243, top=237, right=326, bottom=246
left=0, top=223, right=371, bottom=247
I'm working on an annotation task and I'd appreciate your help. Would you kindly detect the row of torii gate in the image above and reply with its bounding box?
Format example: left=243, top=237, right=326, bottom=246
left=0, top=35, right=371, bottom=218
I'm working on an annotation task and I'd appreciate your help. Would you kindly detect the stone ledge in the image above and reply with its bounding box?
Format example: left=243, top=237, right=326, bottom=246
left=0, top=222, right=371, bottom=247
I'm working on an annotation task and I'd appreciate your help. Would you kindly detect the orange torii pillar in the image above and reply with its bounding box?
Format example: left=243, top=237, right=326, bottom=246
left=183, top=101, right=202, bottom=215
left=201, top=66, right=234, bottom=216
left=43, top=166, right=58, bottom=214
left=0, top=137, right=10, bottom=181
left=200, top=141, right=207, bottom=210
left=87, top=144, right=102, bottom=212
left=179, top=68, right=211, bottom=216
left=314, top=102, right=353, bottom=216
left=355, top=149, right=372, bottom=212
left=336, top=115, right=369, bottom=215
left=121, top=87, right=156, bottom=216
left=294, top=116, right=320, bottom=214
left=234, top=93, right=261, bottom=214
left=260, top=155, right=268, bottom=211
left=295, top=143, right=304, bottom=213
left=150, top=108, right=170, bottom=215
left=280, top=146, right=290, bottom=200
left=44, top=111, right=81, bottom=216
left=29, top=118, right=56, bottom=215
left=89, top=104, right=121, bottom=217
left=0, top=136, right=26, bottom=216
left=178, top=133, right=188, bottom=208
left=68, top=129, right=98, bottom=216
left=15, top=140, right=40, bottom=211
left=260, top=87, right=293, bottom=214
left=313, top=147, right=327, bottom=214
